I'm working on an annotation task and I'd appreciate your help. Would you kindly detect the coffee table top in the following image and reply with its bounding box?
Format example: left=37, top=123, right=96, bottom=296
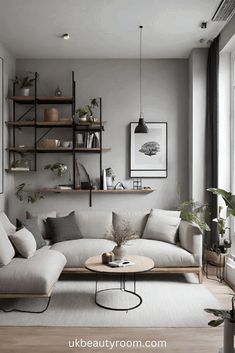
left=85, top=255, right=154, bottom=274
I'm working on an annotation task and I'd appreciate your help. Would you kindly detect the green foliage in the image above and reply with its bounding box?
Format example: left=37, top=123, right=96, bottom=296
left=13, top=75, right=35, bottom=88
left=179, top=200, right=210, bottom=232
left=207, top=188, right=235, bottom=217
left=76, top=98, right=98, bottom=117
left=15, top=183, right=44, bottom=203
left=44, top=163, right=67, bottom=177
left=205, top=294, right=235, bottom=327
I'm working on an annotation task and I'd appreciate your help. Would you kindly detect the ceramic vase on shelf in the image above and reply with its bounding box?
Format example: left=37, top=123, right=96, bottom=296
left=112, top=245, right=126, bottom=260
left=20, top=87, right=30, bottom=96
left=106, top=176, right=113, bottom=190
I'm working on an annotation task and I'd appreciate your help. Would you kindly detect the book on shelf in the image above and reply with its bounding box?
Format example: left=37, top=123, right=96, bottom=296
left=10, top=167, right=30, bottom=171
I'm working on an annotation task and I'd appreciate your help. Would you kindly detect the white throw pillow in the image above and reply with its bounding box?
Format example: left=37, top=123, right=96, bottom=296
left=0, top=222, right=15, bottom=266
left=143, top=214, right=181, bottom=244
left=76, top=211, right=113, bottom=239
left=9, top=228, right=37, bottom=259
left=0, top=211, right=16, bottom=235
left=151, top=208, right=181, bottom=218
left=26, top=210, right=57, bottom=239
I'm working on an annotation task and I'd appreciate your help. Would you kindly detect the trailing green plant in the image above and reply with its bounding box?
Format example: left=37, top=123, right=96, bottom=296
left=205, top=294, right=235, bottom=327
left=13, top=75, right=35, bottom=88
left=207, top=188, right=235, bottom=217
left=16, top=183, right=44, bottom=203
left=106, top=167, right=115, bottom=180
left=178, top=200, right=210, bottom=232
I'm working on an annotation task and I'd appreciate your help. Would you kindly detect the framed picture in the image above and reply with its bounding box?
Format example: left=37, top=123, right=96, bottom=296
left=130, top=122, right=167, bottom=178
left=0, top=58, right=3, bottom=194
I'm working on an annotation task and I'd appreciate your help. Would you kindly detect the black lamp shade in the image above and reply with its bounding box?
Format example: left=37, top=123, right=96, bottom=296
left=135, top=118, right=148, bottom=133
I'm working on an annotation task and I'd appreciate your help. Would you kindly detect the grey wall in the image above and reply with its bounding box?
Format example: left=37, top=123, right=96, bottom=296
left=10, top=59, right=189, bottom=220
left=0, top=43, right=15, bottom=213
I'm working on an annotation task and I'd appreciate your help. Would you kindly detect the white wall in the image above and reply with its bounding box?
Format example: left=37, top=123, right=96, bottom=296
left=188, top=49, right=208, bottom=203
left=9, top=59, right=189, bottom=220
left=0, top=43, right=15, bottom=213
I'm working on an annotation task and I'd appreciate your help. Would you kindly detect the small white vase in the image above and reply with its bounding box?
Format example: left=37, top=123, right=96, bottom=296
left=20, top=87, right=30, bottom=96
left=112, top=245, right=126, bottom=260
left=103, top=169, right=107, bottom=190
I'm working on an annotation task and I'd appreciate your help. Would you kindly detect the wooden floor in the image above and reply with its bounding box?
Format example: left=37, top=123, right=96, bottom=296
left=0, top=275, right=233, bottom=353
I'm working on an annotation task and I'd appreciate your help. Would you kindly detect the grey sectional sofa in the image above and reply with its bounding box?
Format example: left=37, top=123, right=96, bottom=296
left=0, top=210, right=203, bottom=305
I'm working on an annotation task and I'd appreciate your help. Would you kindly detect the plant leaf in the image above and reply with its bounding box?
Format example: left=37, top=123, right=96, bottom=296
left=208, top=319, right=224, bottom=327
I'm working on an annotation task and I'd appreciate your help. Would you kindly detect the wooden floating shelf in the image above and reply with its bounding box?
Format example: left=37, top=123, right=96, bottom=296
left=6, top=121, right=106, bottom=128
left=9, top=96, right=74, bottom=104
left=7, top=147, right=111, bottom=153
left=39, top=188, right=155, bottom=194
left=5, top=169, right=35, bottom=173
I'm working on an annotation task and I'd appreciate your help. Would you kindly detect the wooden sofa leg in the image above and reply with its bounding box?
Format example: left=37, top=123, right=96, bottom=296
left=198, top=269, right=203, bottom=284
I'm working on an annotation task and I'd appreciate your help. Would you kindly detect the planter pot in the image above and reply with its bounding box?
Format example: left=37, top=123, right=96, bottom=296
left=106, top=176, right=113, bottom=190
left=44, top=108, right=59, bottom=122
left=205, top=249, right=226, bottom=267
left=223, top=319, right=235, bottom=353
left=20, top=87, right=30, bottom=96
left=112, top=245, right=126, bottom=260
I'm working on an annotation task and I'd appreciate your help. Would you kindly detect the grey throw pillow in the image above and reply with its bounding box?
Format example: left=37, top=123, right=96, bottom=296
left=143, top=213, right=181, bottom=244
left=0, top=222, right=15, bottom=266
left=17, top=218, right=46, bottom=249
left=9, top=228, right=37, bottom=259
left=46, top=211, right=81, bottom=243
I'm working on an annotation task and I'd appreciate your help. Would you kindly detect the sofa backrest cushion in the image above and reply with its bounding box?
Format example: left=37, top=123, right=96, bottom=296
left=0, top=222, right=15, bottom=266
left=113, top=211, right=149, bottom=238
left=9, top=228, right=37, bottom=259
left=76, top=211, right=113, bottom=239
left=151, top=208, right=181, bottom=218
left=143, top=213, right=181, bottom=244
left=0, top=211, right=16, bottom=235
left=26, top=210, right=57, bottom=239
left=17, top=218, right=46, bottom=249
left=46, top=211, right=81, bottom=243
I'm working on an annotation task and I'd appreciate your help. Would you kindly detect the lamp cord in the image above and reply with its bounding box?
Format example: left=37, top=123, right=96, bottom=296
left=139, top=25, right=143, bottom=118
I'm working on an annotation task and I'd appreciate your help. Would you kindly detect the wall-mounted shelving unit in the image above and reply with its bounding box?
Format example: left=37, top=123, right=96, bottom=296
left=7, top=71, right=155, bottom=206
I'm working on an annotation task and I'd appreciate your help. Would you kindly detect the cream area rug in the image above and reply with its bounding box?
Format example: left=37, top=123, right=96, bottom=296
left=0, top=274, right=220, bottom=327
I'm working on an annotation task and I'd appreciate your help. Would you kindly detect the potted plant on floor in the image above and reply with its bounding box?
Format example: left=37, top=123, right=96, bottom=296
left=205, top=294, right=235, bottom=353
left=178, top=199, right=210, bottom=232
left=13, top=75, right=35, bottom=96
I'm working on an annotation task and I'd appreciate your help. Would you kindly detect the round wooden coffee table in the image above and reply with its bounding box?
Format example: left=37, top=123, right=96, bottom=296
left=85, top=255, right=154, bottom=311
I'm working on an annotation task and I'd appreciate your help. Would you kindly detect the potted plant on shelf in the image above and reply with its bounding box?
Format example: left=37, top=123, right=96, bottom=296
left=13, top=75, right=35, bottom=96
left=105, top=168, right=115, bottom=190
left=178, top=199, right=210, bottom=232
left=76, top=98, right=99, bottom=123
left=107, top=222, right=137, bottom=260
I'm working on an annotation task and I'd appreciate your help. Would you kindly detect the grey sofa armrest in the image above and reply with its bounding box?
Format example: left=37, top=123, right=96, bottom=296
left=179, top=221, right=203, bottom=266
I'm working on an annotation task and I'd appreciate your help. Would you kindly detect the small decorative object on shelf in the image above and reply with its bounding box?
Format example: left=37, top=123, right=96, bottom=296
left=38, top=139, right=60, bottom=148
left=102, top=252, right=114, bottom=264
left=103, top=169, right=107, bottom=190
left=55, top=86, right=62, bottom=97
left=114, top=182, right=126, bottom=190
left=76, top=98, right=99, bottom=123
left=133, top=178, right=143, bottom=190
left=44, top=108, right=59, bottom=122
left=44, top=163, right=72, bottom=186
left=78, top=163, right=92, bottom=190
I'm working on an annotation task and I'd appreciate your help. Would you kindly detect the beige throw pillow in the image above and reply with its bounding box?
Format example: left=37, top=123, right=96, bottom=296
left=9, top=228, right=37, bottom=258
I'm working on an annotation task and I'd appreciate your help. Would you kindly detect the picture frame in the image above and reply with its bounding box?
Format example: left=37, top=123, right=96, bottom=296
left=130, top=122, right=168, bottom=178
left=0, top=58, right=3, bottom=194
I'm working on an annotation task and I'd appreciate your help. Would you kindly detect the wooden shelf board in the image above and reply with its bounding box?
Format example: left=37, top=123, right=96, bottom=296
left=7, top=147, right=111, bottom=153
left=6, top=121, right=106, bottom=128
left=5, top=169, right=35, bottom=173
left=39, top=188, right=155, bottom=194
left=74, top=148, right=111, bottom=153
left=9, top=96, right=73, bottom=104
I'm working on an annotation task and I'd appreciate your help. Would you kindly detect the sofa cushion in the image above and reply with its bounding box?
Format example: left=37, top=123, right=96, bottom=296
left=51, top=238, right=115, bottom=267
left=143, top=213, right=181, bottom=244
left=46, top=211, right=81, bottom=243
left=0, top=247, right=66, bottom=294
left=123, top=239, right=198, bottom=267
left=113, top=211, right=149, bottom=237
left=76, top=211, right=113, bottom=239
left=26, top=210, right=57, bottom=239
left=17, top=218, right=46, bottom=249
left=51, top=238, right=198, bottom=268
left=9, top=228, right=37, bottom=259
left=151, top=208, right=181, bottom=218
left=0, top=222, right=15, bottom=266
left=0, top=211, right=16, bottom=235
